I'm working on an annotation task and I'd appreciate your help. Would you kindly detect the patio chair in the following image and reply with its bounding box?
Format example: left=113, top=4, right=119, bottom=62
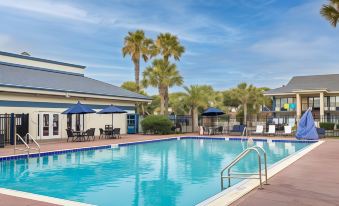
left=216, top=126, right=223, bottom=135
left=99, top=128, right=104, bottom=139
left=230, top=125, right=245, bottom=136
left=203, top=126, right=209, bottom=135
left=86, top=128, right=96, bottom=141
left=316, top=128, right=325, bottom=138
left=113, top=128, right=121, bottom=139
left=282, top=125, right=292, bottom=136
left=66, top=129, right=75, bottom=142
left=266, top=125, right=276, bottom=136
left=252, top=125, right=264, bottom=135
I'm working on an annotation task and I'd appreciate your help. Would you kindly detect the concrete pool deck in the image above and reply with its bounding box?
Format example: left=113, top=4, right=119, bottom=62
left=0, top=134, right=337, bottom=206
left=232, top=138, right=339, bottom=206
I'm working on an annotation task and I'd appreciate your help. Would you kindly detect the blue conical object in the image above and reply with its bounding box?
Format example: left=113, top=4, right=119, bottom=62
left=295, top=109, right=319, bottom=140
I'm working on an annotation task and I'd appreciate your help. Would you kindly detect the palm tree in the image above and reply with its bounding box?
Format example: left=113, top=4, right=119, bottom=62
left=155, top=33, right=185, bottom=113
left=142, top=59, right=183, bottom=115
left=231, top=83, right=256, bottom=125
left=155, top=33, right=185, bottom=62
left=320, top=0, right=339, bottom=27
left=183, top=85, right=213, bottom=132
left=122, top=30, right=155, bottom=92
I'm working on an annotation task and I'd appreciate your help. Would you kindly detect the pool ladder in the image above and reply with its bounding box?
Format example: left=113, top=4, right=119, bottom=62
left=220, top=146, right=268, bottom=190
left=14, top=133, right=41, bottom=158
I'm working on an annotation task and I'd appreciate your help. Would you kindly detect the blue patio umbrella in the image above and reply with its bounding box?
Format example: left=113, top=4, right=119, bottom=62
left=97, top=105, right=127, bottom=128
left=201, top=107, right=225, bottom=116
left=295, top=109, right=319, bottom=140
left=62, top=101, right=96, bottom=115
left=201, top=107, right=225, bottom=128
left=62, top=101, right=96, bottom=130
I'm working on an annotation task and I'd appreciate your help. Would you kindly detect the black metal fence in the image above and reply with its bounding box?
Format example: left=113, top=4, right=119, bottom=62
left=0, top=113, right=29, bottom=147
left=169, top=115, right=193, bottom=133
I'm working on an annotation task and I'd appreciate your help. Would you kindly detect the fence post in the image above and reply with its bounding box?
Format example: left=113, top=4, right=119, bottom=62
left=10, top=113, right=15, bottom=145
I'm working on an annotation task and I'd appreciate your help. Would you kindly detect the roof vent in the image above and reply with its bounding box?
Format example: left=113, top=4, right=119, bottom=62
left=20, top=52, right=31, bottom=56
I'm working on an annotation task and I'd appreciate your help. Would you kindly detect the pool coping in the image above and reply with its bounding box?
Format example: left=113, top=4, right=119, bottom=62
left=0, top=136, right=321, bottom=206
left=196, top=140, right=324, bottom=206
left=0, top=136, right=317, bottom=162
left=0, top=188, right=94, bottom=206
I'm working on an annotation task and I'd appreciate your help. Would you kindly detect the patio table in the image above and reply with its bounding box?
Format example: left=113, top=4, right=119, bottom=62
left=103, top=129, right=115, bottom=139
left=73, top=130, right=88, bottom=142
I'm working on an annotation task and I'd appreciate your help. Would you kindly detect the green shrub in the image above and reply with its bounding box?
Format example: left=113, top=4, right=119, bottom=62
left=319, top=122, right=335, bottom=130
left=141, top=115, right=173, bottom=135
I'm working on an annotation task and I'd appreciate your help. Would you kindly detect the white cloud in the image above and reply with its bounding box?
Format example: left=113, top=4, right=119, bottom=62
left=0, top=0, right=241, bottom=44
left=250, top=36, right=334, bottom=60
left=0, top=34, right=11, bottom=47
left=0, top=0, right=99, bottom=23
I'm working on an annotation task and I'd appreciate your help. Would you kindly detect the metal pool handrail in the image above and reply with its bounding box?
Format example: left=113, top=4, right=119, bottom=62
left=26, top=133, right=41, bottom=157
left=14, top=133, right=41, bottom=157
left=220, top=145, right=268, bottom=190
left=14, top=134, right=30, bottom=156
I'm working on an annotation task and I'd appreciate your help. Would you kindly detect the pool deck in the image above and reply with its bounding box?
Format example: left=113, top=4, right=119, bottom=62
left=1, top=134, right=338, bottom=206
left=232, top=138, right=339, bottom=206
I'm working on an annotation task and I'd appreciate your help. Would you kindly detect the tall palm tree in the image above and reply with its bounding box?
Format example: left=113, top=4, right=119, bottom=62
left=321, top=0, right=339, bottom=27
left=155, top=33, right=185, bottom=62
left=155, top=33, right=185, bottom=113
left=231, top=83, right=256, bottom=125
left=183, top=85, right=213, bottom=132
left=122, top=30, right=155, bottom=92
left=142, top=59, right=183, bottom=115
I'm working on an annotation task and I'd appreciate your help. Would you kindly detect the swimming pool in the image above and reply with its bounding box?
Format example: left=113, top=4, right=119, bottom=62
left=0, top=137, right=314, bottom=206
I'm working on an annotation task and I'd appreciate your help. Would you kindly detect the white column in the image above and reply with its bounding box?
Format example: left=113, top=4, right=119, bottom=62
left=320, top=92, right=324, bottom=122
left=296, top=93, right=301, bottom=121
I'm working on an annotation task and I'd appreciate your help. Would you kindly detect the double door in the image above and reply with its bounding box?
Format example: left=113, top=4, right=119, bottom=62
left=40, top=113, right=60, bottom=139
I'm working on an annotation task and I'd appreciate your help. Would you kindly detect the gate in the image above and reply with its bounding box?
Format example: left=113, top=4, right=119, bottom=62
left=0, top=113, right=29, bottom=147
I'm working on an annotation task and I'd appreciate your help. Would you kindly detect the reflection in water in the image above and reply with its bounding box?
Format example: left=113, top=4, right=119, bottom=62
left=0, top=139, right=311, bottom=206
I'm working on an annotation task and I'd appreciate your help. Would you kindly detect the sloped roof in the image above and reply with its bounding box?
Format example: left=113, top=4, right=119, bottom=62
left=266, top=74, right=339, bottom=95
left=0, top=62, right=151, bottom=101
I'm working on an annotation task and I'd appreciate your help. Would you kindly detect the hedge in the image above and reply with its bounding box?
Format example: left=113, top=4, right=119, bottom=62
left=141, top=115, right=173, bottom=135
left=319, top=122, right=335, bottom=130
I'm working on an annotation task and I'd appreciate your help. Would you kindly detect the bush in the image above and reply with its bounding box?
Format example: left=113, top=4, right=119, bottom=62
left=319, top=122, right=335, bottom=130
left=141, top=115, right=173, bottom=135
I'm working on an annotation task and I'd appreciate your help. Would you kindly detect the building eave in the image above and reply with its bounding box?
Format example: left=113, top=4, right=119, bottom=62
left=0, top=85, right=152, bottom=103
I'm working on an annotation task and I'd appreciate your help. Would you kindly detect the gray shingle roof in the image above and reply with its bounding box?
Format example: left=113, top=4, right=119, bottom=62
left=0, top=62, right=151, bottom=101
left=266, top=74, right=339, bottom=95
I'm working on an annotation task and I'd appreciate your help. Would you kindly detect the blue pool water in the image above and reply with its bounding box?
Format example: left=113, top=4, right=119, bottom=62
left=0, top=138, right=312, bottom=206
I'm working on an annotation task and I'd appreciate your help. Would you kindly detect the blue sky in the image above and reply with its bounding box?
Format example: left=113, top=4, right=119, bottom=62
left=0, top=0, right=338, bottom=94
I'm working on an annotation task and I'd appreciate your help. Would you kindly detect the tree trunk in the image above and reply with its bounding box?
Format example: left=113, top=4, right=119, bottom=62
left=164, top=87, right=169, bottom=115
left=192, top=107, right=199, bottom=132
left=243, top=103, right=247, bottom=126
left=159, top=86, right=165, bottom=115
left=134, top=58, right=140, bottom=92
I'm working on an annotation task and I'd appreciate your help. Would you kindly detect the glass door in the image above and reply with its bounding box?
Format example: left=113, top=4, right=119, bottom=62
left=40, top=113, right=60, bottom=139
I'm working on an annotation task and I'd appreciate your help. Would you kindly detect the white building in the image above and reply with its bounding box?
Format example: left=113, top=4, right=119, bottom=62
left=0, top=51, right=151, bottom=141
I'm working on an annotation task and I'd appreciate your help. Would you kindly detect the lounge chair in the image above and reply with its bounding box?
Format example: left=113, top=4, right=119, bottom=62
left=230, top=125, right=245, bottom=135
left=282, top=125, right=292, bottom=136
left=266, top=125, right=276, bottom=136
left=252, top=125, right=264, bottom=135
